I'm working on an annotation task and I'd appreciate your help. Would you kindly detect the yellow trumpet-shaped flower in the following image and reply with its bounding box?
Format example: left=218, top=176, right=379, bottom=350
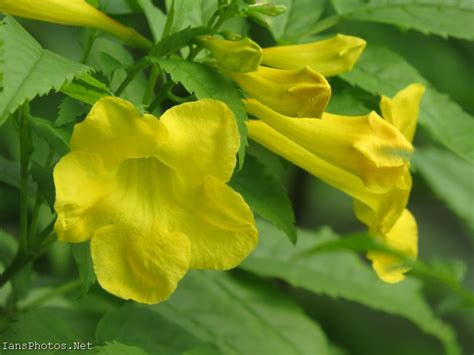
left=246, top=84, right=425, bottom=282
left=229, top=66, right=331, bottom=118
left=261, top=34, right=366, bottom=76
left=244, top=98, right=413, bottom=193
left=197, top=36, right=262, bottom=73
left=54, top=97, right=258, bottom=304
left=0, top=0, right=151, bottom=49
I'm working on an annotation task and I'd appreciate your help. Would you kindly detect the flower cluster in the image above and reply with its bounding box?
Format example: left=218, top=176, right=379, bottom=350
left=201, top=34, right=425, bottom=283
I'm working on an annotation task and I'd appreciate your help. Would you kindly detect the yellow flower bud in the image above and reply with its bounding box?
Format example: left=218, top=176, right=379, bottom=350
left=261, top=34, right=366, bottom=76
left=229, top=66, right=331, bottom=118
left=197, top=36, right=262, bottom=73
left=0, top=0, right=152, bottom=49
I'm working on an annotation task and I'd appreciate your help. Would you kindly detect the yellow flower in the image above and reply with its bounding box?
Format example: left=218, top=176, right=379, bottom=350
left=197, top=36, right=262, bottom=73
left=54, top=97, right=258, bottom=304
left=229, top=66, right=331, bottom=118
left=244, top=99, right=413, bottom=193
left=261, top=34, right=366, bottom=76
left=0, top=0, right=151, bottom=49
left=246, top=84, right=425, bottom=282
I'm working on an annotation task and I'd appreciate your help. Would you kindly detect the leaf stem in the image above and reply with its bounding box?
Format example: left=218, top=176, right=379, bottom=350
left=115, top=57, right=151, bottom=96
left=143, top=65, right=160, bottom=105
left=18, top=105, right=31, bottom=254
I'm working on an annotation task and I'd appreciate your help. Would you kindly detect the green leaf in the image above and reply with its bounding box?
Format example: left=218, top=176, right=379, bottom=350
left=230, top=155, right=296, bottom=243
left=340, top=45, right=474, bottom=164
left=56, top=97, right=89, bottom=127
left=166, top=0, right=212, bottom=33
left=29, top=116, right=70, bottom=156
left=71, top=242, right=96, bottom=295
left=61, top=73, right=112, bottom=106
left=137, top=0, right=167, bottom=41
left=0, top=229, right=17, bottom=267
left=101, top=0, right=142, bottom=14
left=241, top=221, right=461, bottom=355
left=0, top=307, right=96, bottom=350
left=96, top=342, right=149, bottom=355
left=97, top=271, right=330, bottom=355
left=154, top=58, right=248, bottom=166
left=30, top=160, right=55, bottom=208
left=331, top=0, right=474, bottom=40
left=412, top=147, right=474, bottom=232
left=271, top=0, right=327, bottom=41
left=0, top=155, right=20, bottom=189
left=0, top=16, right=91, bottom=126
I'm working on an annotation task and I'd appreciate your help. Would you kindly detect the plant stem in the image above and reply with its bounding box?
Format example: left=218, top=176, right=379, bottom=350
left=143, top=65, right=160, bottom=105
left=115, top=57, right=151, bottom=96
left=18, top=105, right=30, bottom=254
left=0, top=223, right=56, bottom=289
left=149, top=80, right=175, bottom=113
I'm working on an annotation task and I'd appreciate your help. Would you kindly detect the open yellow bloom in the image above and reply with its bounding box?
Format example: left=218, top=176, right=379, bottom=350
left=246, top=84, right=425, bottom=282
left=261, top=34, right=366, bottom=76
left=0, top=0, right=151, bottom=49
left=197, top=36, right=262, bottom=73
left=229, top=66, right=331, bottom=118
left=54, top=97, right=258, bottom=304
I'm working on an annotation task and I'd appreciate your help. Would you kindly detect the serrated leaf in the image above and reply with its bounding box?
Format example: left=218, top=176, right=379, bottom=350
left=97, top=271, right=330, bottom=355
left=340, top=45, right=474, bottom=164
left=56, top=97, right=89, bottom=127
left=0, top=16, right=91, bottom=126
left=230, top=155, right=296, bottom=243
left=412, top=147, right=474, bottom=232
left=331, top=0, right=474, bottom=40
left=154, top=58, right=248, bottom=165
left=241, top=221, right=461, bottom=355
left=61, top=73, right=112, bottom=106
left=272, top=0, right=326, bottom=41
left=71, top=242, right=96, bottom=295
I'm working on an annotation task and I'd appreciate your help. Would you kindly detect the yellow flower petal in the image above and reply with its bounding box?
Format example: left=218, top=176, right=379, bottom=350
left=174, top=175, right=258, bottom=270
left=71, top=97, right=166, bottom=170
left=380, top=84, right=426, bottom=142
left=246, top=120, right=408, bottom=234
left=0, top=0, right=151, bottom=49
left=156, top=99, right=240, bottom=183
left=53, top=151, right=110, bottom=243
left=245, top=99, right=413, bottom=192
left=261, top=34, right=366, bottom=76
left=367, top=209, right=418, bottom=283
left=54, top=98, right=257, bottom=303
left=197, top=36, right=262, bottom=73
left=229, top=66, right=330, bottom=118
left=91, top=224, right=191, bottom=304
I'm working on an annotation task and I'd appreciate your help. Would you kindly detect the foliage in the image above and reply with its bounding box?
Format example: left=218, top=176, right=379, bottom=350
left=0, top=0, right=473, bottom=354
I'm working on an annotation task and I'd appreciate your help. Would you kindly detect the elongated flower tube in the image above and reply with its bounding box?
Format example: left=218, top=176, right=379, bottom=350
left=244, top=98, right=413, bottom=193
left=54, top=97, right=258, bottom=304
left=228, top=66, right=331, bottom=118
left=197, top=36, right=262, bottom=73
left=261, top=34, right=366, bottom=76
left=246, top=84, right=425, bottom=283
left=0, top=0, right=151, bottom=49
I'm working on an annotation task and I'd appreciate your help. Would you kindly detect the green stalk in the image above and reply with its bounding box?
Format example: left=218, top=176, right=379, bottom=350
left=18, top=105, right=30, bottom=255
left=21, top=279, right=82, bottom=312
